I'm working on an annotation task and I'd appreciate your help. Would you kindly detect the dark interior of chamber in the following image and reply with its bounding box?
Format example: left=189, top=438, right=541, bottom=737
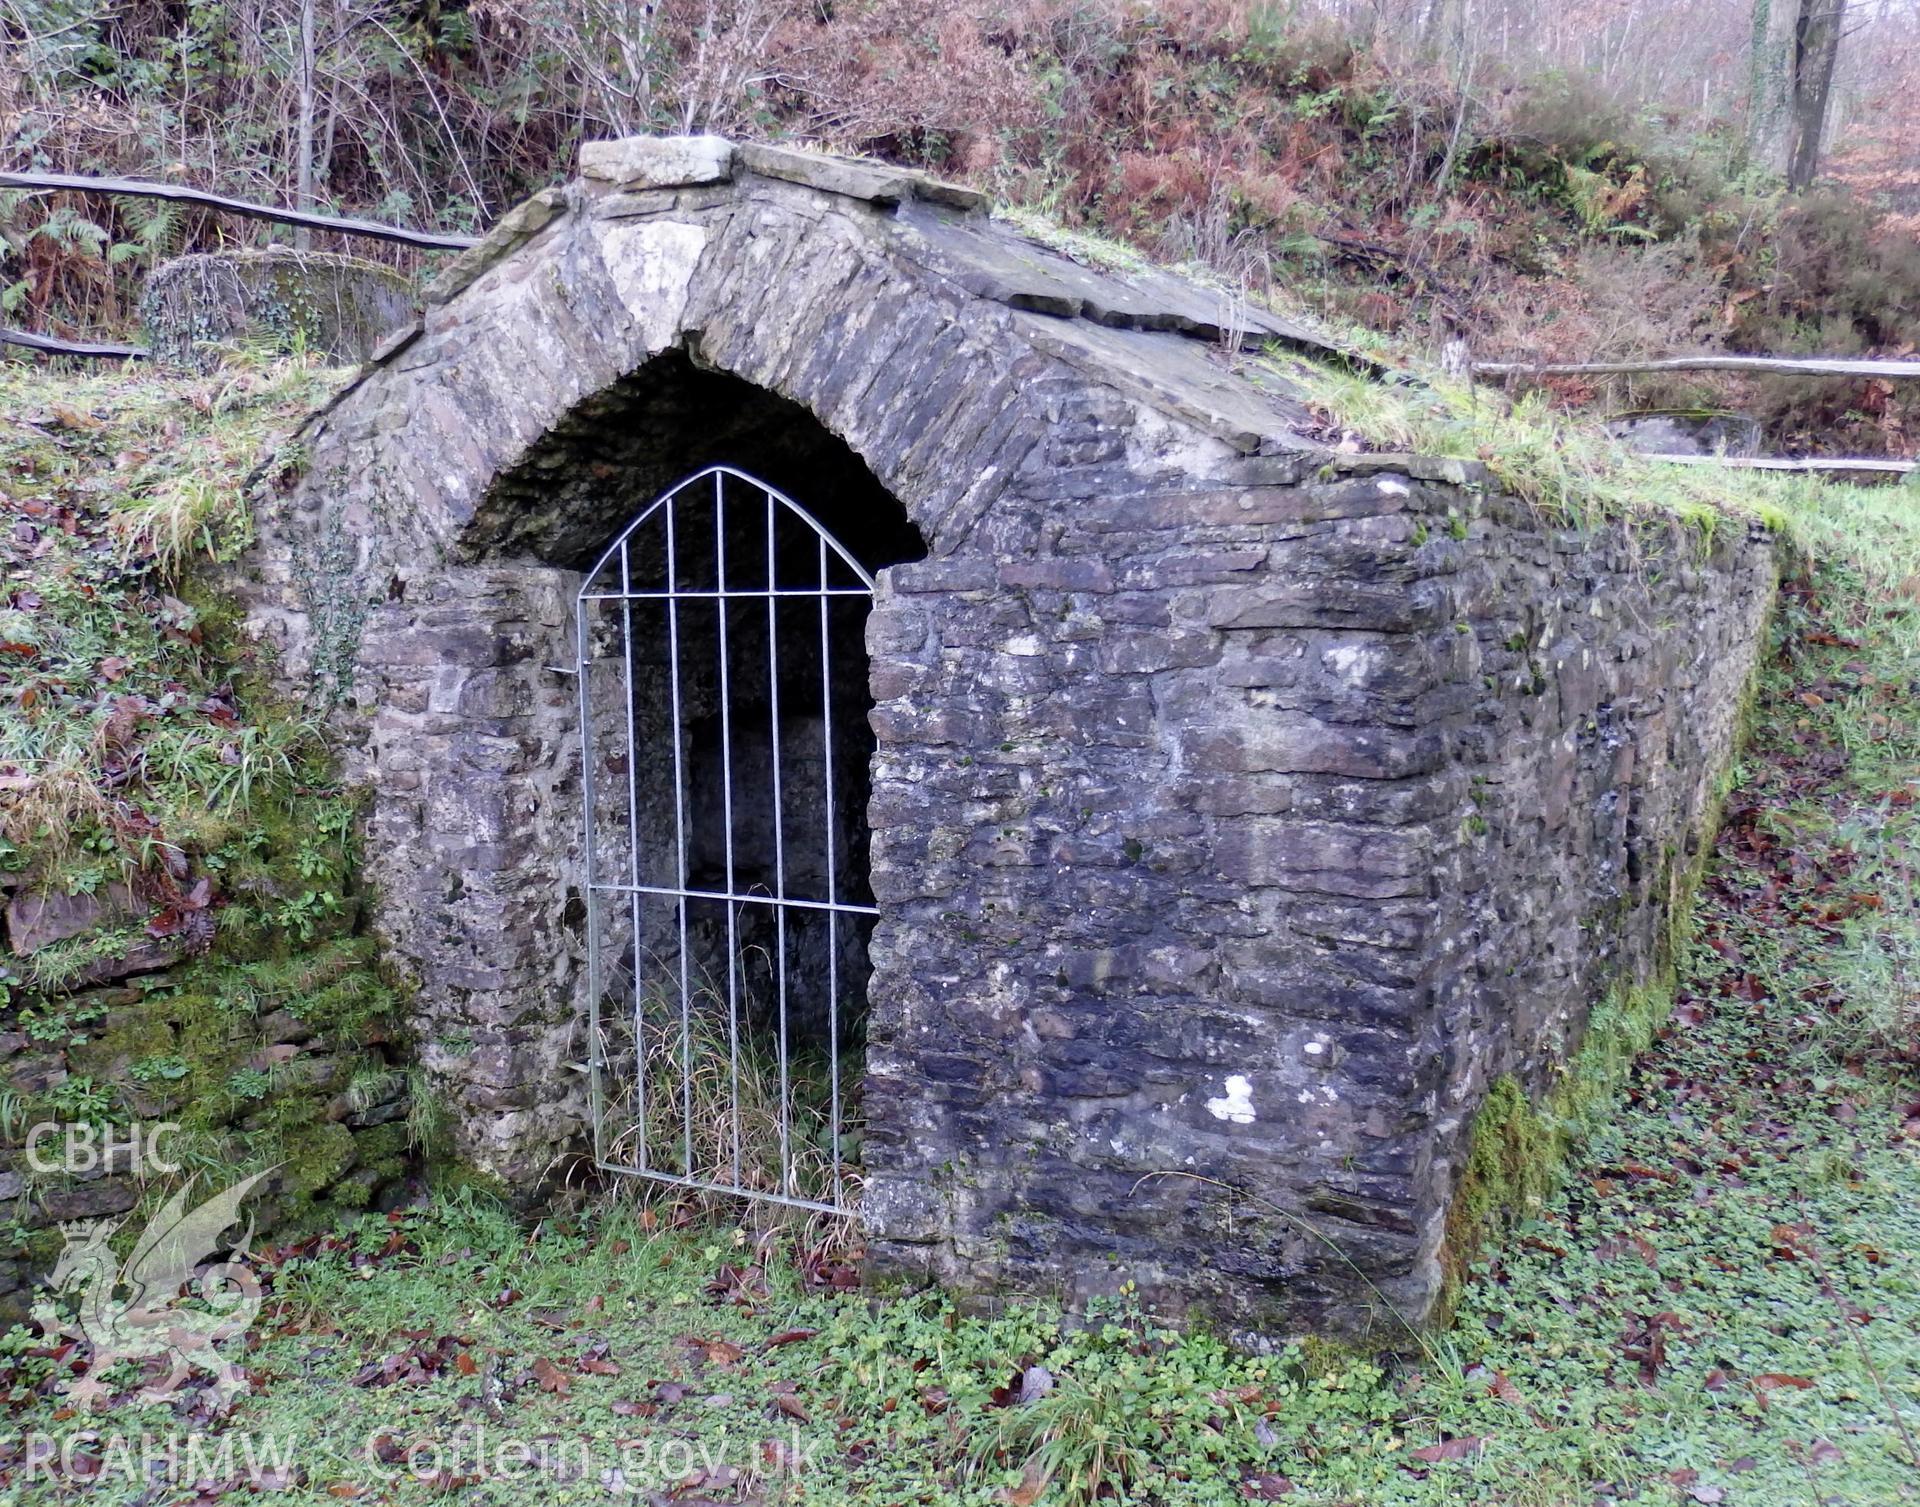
left=468, top=346, right=925, bottom=572
left=522, top=351, right=924, bottom=1183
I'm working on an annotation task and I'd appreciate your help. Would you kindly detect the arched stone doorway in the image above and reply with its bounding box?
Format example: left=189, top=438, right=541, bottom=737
left=237, top=136, right=1778, bottom=1339
left=228, top=134, right=1484, bottom=1341
left=576, top=461, right=922, bottom=1212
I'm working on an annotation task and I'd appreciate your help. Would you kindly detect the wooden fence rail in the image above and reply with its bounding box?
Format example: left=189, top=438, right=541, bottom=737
left=1, top=327, right=148, bottom=360
left=1644, top=452, right=1917, bottom=476
left=1475, top=354, right=1920, bottom=380
left=0, top=169, right=480, bottom=251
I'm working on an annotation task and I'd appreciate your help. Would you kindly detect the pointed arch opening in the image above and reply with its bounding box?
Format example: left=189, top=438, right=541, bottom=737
left=550, top=361, right=927, bottom=1213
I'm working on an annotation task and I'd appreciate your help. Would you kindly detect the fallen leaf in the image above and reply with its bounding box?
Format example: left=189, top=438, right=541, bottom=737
left=688, top=1336, right=746, bottom=1366
left=1003, top=1458, right=1049, bottom=1506
left=1488, top=1371, right=1524, bottom=1406
left=530, top=1356, right=570, bottom=1395
left=1018, top=1364, right=1054, bottom=1406
left=1410, top=1436, right=1484, bottom=1462
left=368, top=1435, right=407, bottom=1466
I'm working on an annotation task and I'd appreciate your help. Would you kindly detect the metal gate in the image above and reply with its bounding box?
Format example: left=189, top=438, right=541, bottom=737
left=576, top=465, right=874, bottom=1214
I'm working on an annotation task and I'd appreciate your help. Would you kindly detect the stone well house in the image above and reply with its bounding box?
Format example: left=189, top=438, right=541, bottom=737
left=239, top=137, right=1778, bottom=1336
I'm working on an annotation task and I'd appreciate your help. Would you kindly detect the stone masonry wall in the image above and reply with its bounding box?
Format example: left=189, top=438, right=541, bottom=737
left=1, top=902, right=410, bottom=1321
left=1422, top=490, right=1777, bottom=1211
left=859, top=450, right=1776, bottom=1338
left=233, top=136, right=1780, bottom=1337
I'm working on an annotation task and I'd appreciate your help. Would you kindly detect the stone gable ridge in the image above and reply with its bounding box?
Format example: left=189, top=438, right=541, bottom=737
left=315, top=134, right=1382, bottom=467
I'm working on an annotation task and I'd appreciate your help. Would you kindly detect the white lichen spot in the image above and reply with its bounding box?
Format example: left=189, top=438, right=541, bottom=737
left=1005, top=635, right=1043, bottom=657
left=1376, top=478, right=1411, bottom=497
left=1304, top=1039, right=1327, bottom=1056
left=1206, top=1074, right=1256, bottom=1125
left=1323, top=644, right=1379, bottom=686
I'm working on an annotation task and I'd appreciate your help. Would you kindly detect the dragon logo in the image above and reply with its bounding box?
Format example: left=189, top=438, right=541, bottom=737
left=31, top=1169, right=275, bottom=1411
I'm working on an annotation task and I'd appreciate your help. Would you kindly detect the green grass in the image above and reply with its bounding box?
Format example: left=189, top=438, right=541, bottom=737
left=0, top=357, right=345, bottom=892
left=1285, top=357, right=1920, bottom=539
left=9, top=490, right=1920, bottom=1503
left=6, top=365, right=1920, bottom=1503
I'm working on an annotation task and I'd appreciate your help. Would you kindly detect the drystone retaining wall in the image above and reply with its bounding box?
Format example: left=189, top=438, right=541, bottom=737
left=142, top=248, right=415, bottom=368
left=0, top=931, right=411, bottom=1320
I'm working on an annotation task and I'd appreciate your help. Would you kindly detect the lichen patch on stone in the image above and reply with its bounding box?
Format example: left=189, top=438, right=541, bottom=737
left=1206, top=1075, right=1257, bottom=1125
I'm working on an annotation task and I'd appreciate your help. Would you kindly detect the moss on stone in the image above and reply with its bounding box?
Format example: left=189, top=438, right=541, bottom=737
left=354, top=1122, right=410, bottom=1183
left=1437, top=851, right=1709, bottom=1317
left=141, top=248, right=414, bottom=369
left=1429, top=549, right=1784, bottom=1325
left=425, top=1160, right=513, bottom=1205
left=279, top=1120, right=357, bottom=1198
left=65, top=1003, right=175, bottom=1083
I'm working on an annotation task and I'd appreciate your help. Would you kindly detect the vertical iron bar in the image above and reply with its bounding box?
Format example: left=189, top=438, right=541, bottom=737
left=766, top=487, right=792, bottom=1196
left=619, top=541, right=646, bottom=1170
left=818, top=535, right=843, bottom=1209
left=577, top=587, right=604, bottom=1168
left=666, top=500, right=694, bottom=1178
left=716, top=473, right=744, bottom=1189
left=582, top=466, right=872, bottom=1215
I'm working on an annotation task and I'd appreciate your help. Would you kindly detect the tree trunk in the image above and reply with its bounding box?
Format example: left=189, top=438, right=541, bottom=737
left=1786, top=0, right=1848, bottom=190
left=293, top=0, right=317, bottom=251
left=1745, top=0, right=1775, bottom=170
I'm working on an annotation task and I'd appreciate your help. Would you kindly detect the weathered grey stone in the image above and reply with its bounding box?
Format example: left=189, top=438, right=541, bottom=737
left=233, top=134, right=1781, bottom=1345
left=34, top=1177, right=140, bottom=1222
left=424, top=187, right=566, bottom=307
left=5, top=884, right=187, bottom=984
left=738, top=141, right=914, bottom=203
left=579, top=134, right=735, bottom=189
left=910, top=175, right=991, bottom=213
left=895, top=206, right=1332, bottom=355
left=143, top=248, right=416, bottom=366
left=7, top=886, right=125, bottom=953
